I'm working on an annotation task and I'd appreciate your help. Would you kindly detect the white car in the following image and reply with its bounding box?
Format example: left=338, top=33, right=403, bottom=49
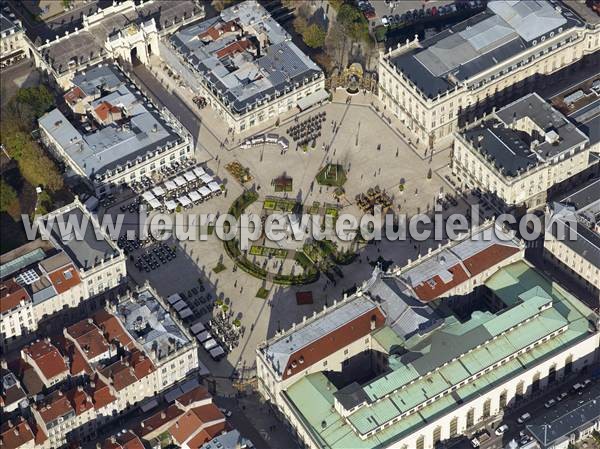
left=219, top=407, right=233, bottom=417
left=556, top=392, right=567, bottom=402
left=544, top=399, right=556, bottom=408
left=495, top=424, right=509, bottom=436
left=381, top=16, right=389, bottom=26
left=517, top=413, right=531, bottom=424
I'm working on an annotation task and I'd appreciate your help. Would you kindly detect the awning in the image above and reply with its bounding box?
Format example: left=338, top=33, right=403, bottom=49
left=148, top=198, right=161, bottom=209
left=189, top=191, right=202, bottom=202
left=196, top=330, right=211, bottom=343
left=152, top=186, right=165, bottom=197
left=164, top=180, right=177, bottom=191
left=142, top=191, right=155, bottom=202
left=208, top=181, right=221, bottom=193
left=199, top=186, right=211, bottom=197
left=172, top=300, right=187, bottom=311
left=165, top=200, right=177, bottom=211
left=184, top=171, right=197, bottom=182
left=193, top=166, right=206, bottom=177
left=297, top=89, right=329, bottom=111
left=167, top=293, right=183, bottom=305
left=190, top=321, right=206, bottom=335
left=174, top=176, right=187, bottom=187
left=199, top=173, right=213, bottom=184
left=178, top=195, right=191, bottom=207
left=178, top=308, right=193, bottom=319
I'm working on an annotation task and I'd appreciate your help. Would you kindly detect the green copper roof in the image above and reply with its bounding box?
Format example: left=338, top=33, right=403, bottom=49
left=283, top=262, right=595, bottom=449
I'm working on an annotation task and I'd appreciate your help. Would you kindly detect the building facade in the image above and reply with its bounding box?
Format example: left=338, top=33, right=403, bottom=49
left=452, top=93, right=591, bottom=210
left=168, top=0, right=326, bottom=134
left=378, top=0, right=600, bottom=149
left=257, top=259, right=599, bottom=449
left=0, top=13, right=30, bottom=68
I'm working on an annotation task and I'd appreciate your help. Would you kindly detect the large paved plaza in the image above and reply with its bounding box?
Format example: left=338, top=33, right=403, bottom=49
left=105, top=89, right=471, bottom=381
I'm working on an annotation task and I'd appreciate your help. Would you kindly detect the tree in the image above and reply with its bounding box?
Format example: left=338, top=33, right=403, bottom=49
left=302, top=24, right=327, bottom=49
left=329, top=0, right=344, bottom=11
left=13, top=86, right=55, bottom=126
left=337, top=4, right=370, bottom=42
left=0, top=180, right=18, bottom=212
left=212, top=0, right=234, bottom=12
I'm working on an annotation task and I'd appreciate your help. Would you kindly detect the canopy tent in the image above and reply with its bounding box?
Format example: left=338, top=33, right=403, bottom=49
left=167, top=293, right=183, bottom=305
left=142, top=191, right=156, bottom=202
left=174, top=176, right=187, bottom=187
left=196, top=331, right=211, bottom=343
left=297, top=88, right=329, bottom=111
left=173, top=300, right=187, bottom=312
left=209, top=346, right=225, bottom=359
left=178, top=195, right=192, bottom=208
left=164, top=180, right=177, bottom=191
left=178, top=308, right=193, bottom=320
left=152, top=186, right=166, bottom=197
left=208, top=181, right=221, bottom=193
left=193, top=166, right=206, bottom=177
left=165, top=200, right=177, bottom=211
left=148, top=198, right=161, bottom=209
left=183, top=171, right=197, bottom=182
left=199, top=173, right=213, bottom=184
left=188, top=191, right=202, bottom=202
left=199, top=186, right=211, bottom=197
left=203, top=338, right=218, bottom=350
left=190, top=322, right=206, bottom=335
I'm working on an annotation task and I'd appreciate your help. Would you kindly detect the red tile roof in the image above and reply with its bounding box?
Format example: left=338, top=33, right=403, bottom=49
left=66, top=387, right=94, bottom=415
left=169, top=404, right=225, bottom=445
left=54, top=336, right=92, bottom=377
left=102, top=430, right=144, bottom=449
left=66, top=320, right=110, bottom=361
left=282, top=307, right=386, bottom=380
left=215, top=39, right=252, bottom=59
left=94, top=310, right=135, bottom=349
left=94, top=101, right=121, bottom=122
left=412, top=243, right=521, bottom=302
left=22, top=340, right=68, bottom=381
left=175, top=385, right=211, bottom=408
left=37, top=391, right=74, bottom=424
left=0, top=418, right=34, bottom=449
left=130, top=350, right=155, bottom=379
left=135, top=404, right=183, bottom=437
left=63, top=86, right=86, bottom=106
left=47, top=264, right=81, bottom=294
left=86, top=374, right=116, bottom=409
left=0, top=279, right=31, bottom=314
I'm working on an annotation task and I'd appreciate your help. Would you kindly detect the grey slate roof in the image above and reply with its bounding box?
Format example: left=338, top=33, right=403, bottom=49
left=49, top=206, right=118, bottom=270
left=0, top=13, right=18, bottom=34
left=462, top=93, right=589, bottom=177
left=527, top=383, right=600, bottom=448
left=170, top=0, right=322, bottom=114
left=38, top=64, right=181, bottom=180
left=389, top=0, right=580, bottom=98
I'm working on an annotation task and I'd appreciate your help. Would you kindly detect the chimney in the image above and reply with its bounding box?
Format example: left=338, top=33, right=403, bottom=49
left=160, top=412, right=166, bottom=420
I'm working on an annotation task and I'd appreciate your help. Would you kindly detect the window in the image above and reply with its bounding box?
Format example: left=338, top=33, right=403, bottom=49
left=416, top=435, right=425, bottom=449
left=466, top=408, right=475, bottom=428
left=482, top=398, right=491, bottom=419
left=433, top=426, right=442, bottom=444
left=449, top=417, right=458, bottom=436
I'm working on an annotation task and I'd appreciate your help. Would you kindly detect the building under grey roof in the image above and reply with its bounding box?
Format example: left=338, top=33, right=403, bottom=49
left=527, top=382, right=600, bottom=448
left=200, top=429, right=252, bottom=449
left=262, top=295, right=379, bottom=377
left=116, top=288, right=191, bottom=363
left=170, top=0, right=322, bottom=114
left=39, top=64, right=182, bottom=181
left=365, top=269, right=442, bottom=339
left=0, top=13, right=19, bottom=35
left=49, top=206, right=119, bottom=271
left=548, top=178, right=600, bottom=269
left=390, top=0, right=581, bottom=98
left=462, top=93, right=589, bottom=177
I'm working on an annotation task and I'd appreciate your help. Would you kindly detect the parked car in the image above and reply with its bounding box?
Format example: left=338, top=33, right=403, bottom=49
left=556, top=392, right=568, bottom=402
left=517, top=413, right=531, bottom=424
left=544, top=399, right=556, bottom=408
left=495, top=424, right=509, bottom=436
left=218, top=407, right=233, bottom=417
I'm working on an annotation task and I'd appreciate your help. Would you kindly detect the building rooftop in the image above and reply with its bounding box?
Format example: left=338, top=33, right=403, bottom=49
left=389, top=0, right=581, bottom=98
left=170, top=0, right=322, bottom=114
left=102, top=430, right=145, bottom=449
left=527, top=382, right=600, bottom=448
left=200, top=429, right=252, bottom=449
left=114, top=288, right=191, bottom=363
left=48, top=203, right=120, bottom=270
left=22, top=340, right=69, bottom=381
left=461, top=93, right=589, bottom=177
left=0, top=418, right=34, bottom=449
left=283, top=261, right=595, bottom=448
left=39, top=64, right=182, bottom=181
left=547, top=178, right=600, bottom=269
left=0, top=12, right=20, bottom=35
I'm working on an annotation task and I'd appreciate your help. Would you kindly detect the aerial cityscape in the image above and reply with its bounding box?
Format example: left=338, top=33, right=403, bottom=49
left=0, top=1, right=598, bottom=449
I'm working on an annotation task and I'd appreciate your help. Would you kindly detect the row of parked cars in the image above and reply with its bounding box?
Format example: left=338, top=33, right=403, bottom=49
left=471, top=378, right=594, bottom=448
left=380, top=0, right=485, bottom=28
